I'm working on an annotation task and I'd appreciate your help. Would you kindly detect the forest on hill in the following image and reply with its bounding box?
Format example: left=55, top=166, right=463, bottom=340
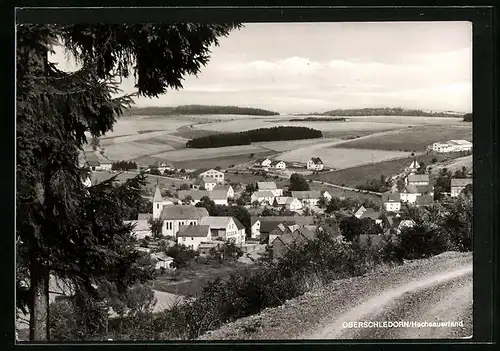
left=128, top=105, right=280, bottom=116
left=319, top=107, right=465, bottom=117
left=186, top=126, right=323, bottom=148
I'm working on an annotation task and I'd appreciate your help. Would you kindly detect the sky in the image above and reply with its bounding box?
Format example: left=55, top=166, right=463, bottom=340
left=50, top=22, right=472, bottom=114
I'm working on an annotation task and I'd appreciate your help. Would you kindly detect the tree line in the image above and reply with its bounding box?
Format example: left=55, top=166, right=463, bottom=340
left=128, top=105, right=279, bottom=116
left=111, top=161, right=138, bottom=171
left=186, top=126, right=323, bottom=148
left=320, top=107, right=465, bottom=117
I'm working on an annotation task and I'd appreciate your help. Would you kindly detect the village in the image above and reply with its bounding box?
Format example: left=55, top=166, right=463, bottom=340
left=80, top=136, right=473, bottom=272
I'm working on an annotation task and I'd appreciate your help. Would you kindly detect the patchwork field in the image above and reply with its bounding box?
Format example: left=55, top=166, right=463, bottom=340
left=279, top=147, right=411, bottom=169
left=333, top=125, right=473, bottom=152
left=193, top=119, right=412, bottom=134
left=167, top=151, right=277, bottom=170
left=307, top=153, right=461, bottom=187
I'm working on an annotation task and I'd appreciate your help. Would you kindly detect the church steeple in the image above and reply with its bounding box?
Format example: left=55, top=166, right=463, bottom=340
left=153, top=185, right=163, bottom=219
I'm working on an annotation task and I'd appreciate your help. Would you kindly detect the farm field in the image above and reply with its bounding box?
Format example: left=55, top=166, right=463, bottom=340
left=429, top=155, right=472, bottom=175
left=307, top=182, right=382, bottom=203
left=332, top=125, right=472, bottom=152
left=279, top=147, right=411, bottom=169
left=168, top=151, right=277, bottom=170
left=193, top=119, right=413, bottom=134
left=102, top=141, right=177, bottom=161
left=253, top=138, right=340, bottom=152
left=91, top=171, right=192, bottom=192
left=307, top=153, right=462, bottom=187
left=149, top=144, right=271, bottom=161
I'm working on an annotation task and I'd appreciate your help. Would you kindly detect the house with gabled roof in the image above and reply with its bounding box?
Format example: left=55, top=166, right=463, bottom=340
left=272, top=226, right=317, bottom=259
left=251, top=191, right=275, bottom=205
left=307, top=157, right=324, bottom=171
left=200, top=216, right=246, bottom=245
left=255, top=158, right=272, bottom=168
left=382, top=192, right=401, bottom=212
left=159, top=205, right=209, bottom=237
left=272, top=196, right=303, bottom=212
left=191, top=168, right=224, bottom=184
left=450, top=178, right=473, bottom=197
left=406, top=174, right=430, bottom=186
left=257, top=182, right=283, bottom=196
left=250, top=215, right=315, bottom=239
left=176, top=224, right=211, bottom=250
left=270, top=160, right=287, bottom=171
left=178, top=189, right=229, bottom=206
left=291, top=191, right=322, bottom=206
left=191, top=177, right=218, bottom=191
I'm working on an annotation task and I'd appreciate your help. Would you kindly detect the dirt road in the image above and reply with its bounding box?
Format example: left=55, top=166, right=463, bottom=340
left=306, top=265, right=472, bottom=339
left=199, top=252, right=472, bottom=341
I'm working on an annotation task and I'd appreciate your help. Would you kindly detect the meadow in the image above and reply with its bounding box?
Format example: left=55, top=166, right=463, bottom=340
left=279, top=147, right=411, bottom=169
left=332, top=125, right=473, bottom=152
left=91, top=171, right=192, bottom=191
left=307, top=153, right=460, bottom=187
left=167, top=151, right=277, bottom=170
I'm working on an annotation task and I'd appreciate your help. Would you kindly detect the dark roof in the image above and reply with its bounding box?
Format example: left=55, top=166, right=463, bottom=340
left=382, top=192, right=401, bottom=202
left=415, top=184, right=433, bottom=194
left=190, top=168, right=212, bottom=177
left=233, top=217, right=246, bottom=230
left=359, top=208, right=381, bottom=220
left=407, top=174, right=429, bottom=183
left=415, top=195, right=434, bottom=206
left=86, top=159, right=100, bottom=167
left=291, top=191, right=321, bottom=199
left=310, top=157, right=323, bottom=164
left=177, top=224, right=210, bottom=237
left=160, top=205, right=209, bottom=220
left=276, top=227, right=316, bottom=247
left=260, top=221, right=285, bottom=235
left=251, top=215, right=314, bottom=226
left=451, top=178, right=473, bottom=187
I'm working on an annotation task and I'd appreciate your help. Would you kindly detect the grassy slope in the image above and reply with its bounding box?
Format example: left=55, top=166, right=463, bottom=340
left=332, top=125, right=472, bottom=152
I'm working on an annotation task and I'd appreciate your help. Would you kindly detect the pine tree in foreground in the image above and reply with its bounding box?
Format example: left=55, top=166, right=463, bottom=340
left=16, top=23, right=241, bottom=341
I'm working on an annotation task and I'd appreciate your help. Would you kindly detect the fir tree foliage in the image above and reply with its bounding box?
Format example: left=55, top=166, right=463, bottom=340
left=16, top=23, right=241, bottom=340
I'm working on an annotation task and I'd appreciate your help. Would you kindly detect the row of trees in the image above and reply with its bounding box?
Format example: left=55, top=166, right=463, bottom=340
left=186, top=126, right=323, bottom=148
left=129, top=105, right=279, bottom=116
left=112, top=161, right=138, bottom=171
left=321, top=107, right=464, bottom=117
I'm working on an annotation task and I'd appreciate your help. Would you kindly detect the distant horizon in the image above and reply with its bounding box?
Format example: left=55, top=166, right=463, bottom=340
left=50, top=22, right=472, bottom=114
left=128, top=103, right=471, bottom=115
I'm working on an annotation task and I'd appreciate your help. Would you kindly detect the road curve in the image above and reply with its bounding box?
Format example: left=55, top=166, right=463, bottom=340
left=306, top=265, right=473, bottom=340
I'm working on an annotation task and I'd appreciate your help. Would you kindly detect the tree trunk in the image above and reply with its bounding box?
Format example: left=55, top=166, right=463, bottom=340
left=29, top=257, right=50, bottom=341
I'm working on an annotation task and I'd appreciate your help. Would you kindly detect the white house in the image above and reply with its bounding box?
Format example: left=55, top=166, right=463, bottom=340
left=397, top=219, right=416, bottom=234
left=200, top=216, right=246, bottom=245
left=255, top=158, right=272, bottom=168
left=432, top=140, right=472, bottom=153
left=272, top=197, right=303, bottom=212
left=270, top=160, right=287, bottom=171
left=321, top=191, right=333, bottom=202
left=307, top=157, right=324, bottom=171
left=194, top=168, right=225, bottom=184
left=157, top=205, right=209, bottom=237
left=291, top=191, right=321, bottom=206
left=192, top=177, right=218, bottom=191
left=150, top=252, right=175, bottom=270
left=450, top=178, right=473, bottom=197
left=213, top=185, right=235, bottom=199
left=178, top=189, right=229, bottom=206
left=176, top=224, right=211, bottom=250
left=447, top=140, right=473, bottom=152
left=257, top=182, right=283, bottom=197
left=382, top=193, right=402, bottom=212
left=251, top=191, right=276, bottom=205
